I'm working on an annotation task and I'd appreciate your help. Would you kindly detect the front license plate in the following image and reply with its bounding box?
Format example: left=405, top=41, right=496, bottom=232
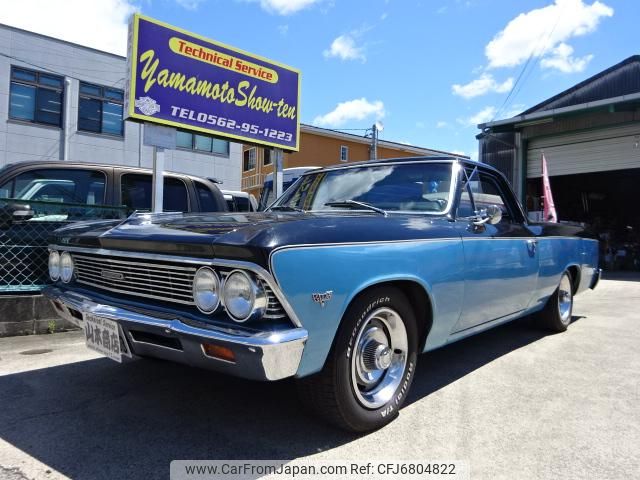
left=83, top=314, right=123, bottom=363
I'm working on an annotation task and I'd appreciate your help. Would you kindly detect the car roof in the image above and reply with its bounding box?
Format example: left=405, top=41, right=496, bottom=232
left=0, top=161, right=202, bottom=179
left=307, top=156, right=501, bottom=175
left=221, top=190, right=249, bottom=197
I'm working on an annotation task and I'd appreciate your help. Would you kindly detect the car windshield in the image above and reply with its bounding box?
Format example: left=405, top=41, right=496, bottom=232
left=271, top=162, right=455, bottom=214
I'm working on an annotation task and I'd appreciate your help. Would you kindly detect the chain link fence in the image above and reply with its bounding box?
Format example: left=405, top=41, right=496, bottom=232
left=0, top=198, right=127, bottom=293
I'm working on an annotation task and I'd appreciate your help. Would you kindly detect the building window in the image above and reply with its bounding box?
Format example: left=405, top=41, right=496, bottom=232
left=340, top=145, right=349, bottom=162
left=78, top=82, right=124, bottom=136
left=175, top=129, right=229, bottom=155
left=9, top=67, right=63, bottom=127
left=263, top=149, right=272, bottom=166
left=244, top=148, right=256, bottom=171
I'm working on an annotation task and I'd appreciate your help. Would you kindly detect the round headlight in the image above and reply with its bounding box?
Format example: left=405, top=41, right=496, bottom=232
left=222, top=270, right=266, bottom=323
left=193, top=267, right=220, bottom=314
left=48, top=251, right=61, bottom=281
left=60, top=252, right=75, bottom=283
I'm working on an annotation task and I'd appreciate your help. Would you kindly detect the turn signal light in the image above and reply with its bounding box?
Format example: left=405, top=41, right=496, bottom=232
left=202, top=343, right=235, bottom=363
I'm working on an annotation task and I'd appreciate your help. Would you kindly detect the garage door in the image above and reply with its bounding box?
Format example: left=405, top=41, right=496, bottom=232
left=527, top=123, right=640, bottom=178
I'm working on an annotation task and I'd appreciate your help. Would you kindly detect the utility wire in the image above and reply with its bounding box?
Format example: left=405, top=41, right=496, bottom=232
left=492, top=12, right=562, bottom=122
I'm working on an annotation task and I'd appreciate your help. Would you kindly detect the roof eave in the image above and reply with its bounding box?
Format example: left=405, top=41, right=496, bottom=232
left=478, top=91, right=640, bottom=132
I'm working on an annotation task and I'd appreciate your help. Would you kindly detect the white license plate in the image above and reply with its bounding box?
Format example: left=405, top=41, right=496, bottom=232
left=83, top=314, right=124, bottom=363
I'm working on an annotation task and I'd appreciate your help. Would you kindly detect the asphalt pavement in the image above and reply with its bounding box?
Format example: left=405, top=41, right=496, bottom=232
left=0, top=273, right=639, bottom=480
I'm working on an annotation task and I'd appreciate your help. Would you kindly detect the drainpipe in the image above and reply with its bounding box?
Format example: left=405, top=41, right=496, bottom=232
left=62, top=77, right=72, bottom=161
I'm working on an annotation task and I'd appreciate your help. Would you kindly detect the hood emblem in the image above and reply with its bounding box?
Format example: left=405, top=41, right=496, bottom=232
left=101, top=270, right=124, bottom=281
left=312, top=291, right=333, bottom=307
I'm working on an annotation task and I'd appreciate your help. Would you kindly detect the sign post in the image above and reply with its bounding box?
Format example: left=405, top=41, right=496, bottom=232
left=151, top=147, right=164, bottom=213
left=142, top=123, right=177, bottom=212
left=274, top=148, right=284, bottom=199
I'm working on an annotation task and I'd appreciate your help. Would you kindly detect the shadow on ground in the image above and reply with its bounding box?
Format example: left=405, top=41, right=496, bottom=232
left=0, top=314, right=574, bottom=479
left=601, top=271, right=640, bottom=282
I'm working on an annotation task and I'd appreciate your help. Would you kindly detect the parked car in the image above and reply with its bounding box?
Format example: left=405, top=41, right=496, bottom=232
left=257, top=166, right=319, bottom=210
left=44, top=156, right=600, bottom=431
left=0, top=161, right=226, bottom=292
left=221, top=190, right=258, bottom=212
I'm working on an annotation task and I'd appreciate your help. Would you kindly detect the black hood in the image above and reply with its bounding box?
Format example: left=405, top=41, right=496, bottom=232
left=52, top=211, right=454, bottom=268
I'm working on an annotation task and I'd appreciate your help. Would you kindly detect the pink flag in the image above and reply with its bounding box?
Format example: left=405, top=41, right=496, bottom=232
left=542, top=153, right=558, bottom=222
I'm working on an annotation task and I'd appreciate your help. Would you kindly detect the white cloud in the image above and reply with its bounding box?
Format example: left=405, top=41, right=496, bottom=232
left=175, top=0, right=203, bottom=10
left=436, top=121, right=449, bottom=128
left=380, top=12, right=388, bottom=20
left=540, top=42, right=593, bottom=73
left=313, top=98, right=385, bottom=128
left=458, top=106, right=497, bottom=127
left=248, top=0, right=322, bottom=15
left=416, top=121, right=425, bottom=128
left=452, top=73, right=514, bottom=99
left=485, top=0, right=613, bottom=71
left=323, top=34, right=366, bottom=62
left=0, top=0, right=136, bottom=55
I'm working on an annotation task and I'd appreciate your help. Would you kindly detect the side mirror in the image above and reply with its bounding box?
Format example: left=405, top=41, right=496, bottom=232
left=472, top=205, right=502, bottom=226
left=0, top=203, right=35, bottom=229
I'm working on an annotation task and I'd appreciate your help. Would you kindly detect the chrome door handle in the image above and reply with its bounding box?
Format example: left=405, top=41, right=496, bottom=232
left=527, top=239, right=538, bottom=254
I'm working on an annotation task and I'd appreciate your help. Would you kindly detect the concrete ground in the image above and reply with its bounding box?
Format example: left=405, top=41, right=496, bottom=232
left=0, top=274, right=638, bottom=480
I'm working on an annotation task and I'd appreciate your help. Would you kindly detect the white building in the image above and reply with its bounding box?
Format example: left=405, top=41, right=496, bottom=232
left=0, top=23, right=242, bottom=189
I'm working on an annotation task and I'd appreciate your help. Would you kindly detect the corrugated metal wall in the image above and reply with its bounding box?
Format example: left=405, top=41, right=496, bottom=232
left=527, top=123, right=640, bottom=177
left=479, top=132, right=516, bottom=183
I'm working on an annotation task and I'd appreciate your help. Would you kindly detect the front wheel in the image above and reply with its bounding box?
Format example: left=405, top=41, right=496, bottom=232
left=540, top=271, right=574, bottom=332
left=297, top=286, right=418, bottom=432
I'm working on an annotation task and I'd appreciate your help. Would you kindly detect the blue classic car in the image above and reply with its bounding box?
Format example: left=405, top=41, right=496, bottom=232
left=44, top=157, right=600, bottom=432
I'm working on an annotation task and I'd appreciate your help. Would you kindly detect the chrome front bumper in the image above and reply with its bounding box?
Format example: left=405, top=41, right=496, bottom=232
left=44, top=286, right=307, bottom=381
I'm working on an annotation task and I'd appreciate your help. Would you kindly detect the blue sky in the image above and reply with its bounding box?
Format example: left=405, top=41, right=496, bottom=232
left=3, top=0, right=638, bottom=158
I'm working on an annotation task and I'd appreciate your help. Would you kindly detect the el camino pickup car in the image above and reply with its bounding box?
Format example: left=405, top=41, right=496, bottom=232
left=44, top=157, right=600, bottom=432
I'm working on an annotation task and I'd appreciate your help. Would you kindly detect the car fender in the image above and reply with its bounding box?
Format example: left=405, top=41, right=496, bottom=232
left=270, top=239, right=465, bottom=377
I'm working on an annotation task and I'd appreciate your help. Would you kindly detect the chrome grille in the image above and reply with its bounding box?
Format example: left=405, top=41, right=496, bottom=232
left=72, top=254, right=287, bottom=319
left=73, top=254, right=196, bottom=305
left=263, top=284, right=286, bottom=320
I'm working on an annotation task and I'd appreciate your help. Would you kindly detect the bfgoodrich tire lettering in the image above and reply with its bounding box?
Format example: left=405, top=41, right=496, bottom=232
left=297, top=286, right=418, bottom=432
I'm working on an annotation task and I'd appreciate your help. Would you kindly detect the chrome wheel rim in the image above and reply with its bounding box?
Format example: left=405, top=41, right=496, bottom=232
left=350, top=307, right=408, bottom=409
left=558, top=274, right=573, bottom=324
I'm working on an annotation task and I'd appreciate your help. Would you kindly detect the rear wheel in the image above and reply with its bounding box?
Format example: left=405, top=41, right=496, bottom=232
left=297, top=286, right=418, bottom=432
left=540, top=271, right=573, bottom=332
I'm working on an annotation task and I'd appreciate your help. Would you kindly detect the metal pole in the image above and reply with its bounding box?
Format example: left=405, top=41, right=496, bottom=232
left=373, top=123, right=378, bottom=161
left=274, top=148, right=284, bottom=199
left=370, top=123, right=378, bottom=161
left=152, top=146, right=164, bottom=212
left=63, top=77, right=72, bottom=161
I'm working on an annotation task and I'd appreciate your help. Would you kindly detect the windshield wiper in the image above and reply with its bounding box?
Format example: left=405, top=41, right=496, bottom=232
left=269, top=205, right=305, bottom=212
left=324, top=200, right=388, bottom=217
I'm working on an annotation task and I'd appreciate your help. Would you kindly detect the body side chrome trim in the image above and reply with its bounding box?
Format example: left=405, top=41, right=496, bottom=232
left=266, top=235, right=588, bottom=271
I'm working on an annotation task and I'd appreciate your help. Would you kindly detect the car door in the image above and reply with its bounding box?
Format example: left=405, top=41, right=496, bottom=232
left=453, top=166, right=539, bottom=332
